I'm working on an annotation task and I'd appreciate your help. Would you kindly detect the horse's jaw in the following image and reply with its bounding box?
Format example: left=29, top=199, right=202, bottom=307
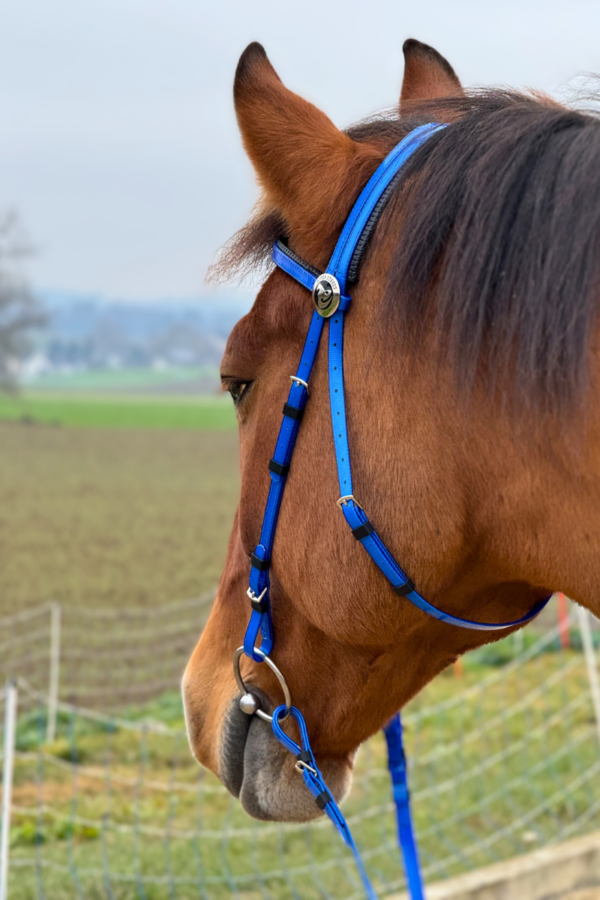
left=219, top=691, right=353, bottom=823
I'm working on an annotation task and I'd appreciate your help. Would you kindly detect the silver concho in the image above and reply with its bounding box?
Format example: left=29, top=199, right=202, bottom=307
left=312, top=273, right=341, bottom=318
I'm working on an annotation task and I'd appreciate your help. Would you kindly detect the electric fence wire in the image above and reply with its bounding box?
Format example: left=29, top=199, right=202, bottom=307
left=1, top=606, right=599, bottom=899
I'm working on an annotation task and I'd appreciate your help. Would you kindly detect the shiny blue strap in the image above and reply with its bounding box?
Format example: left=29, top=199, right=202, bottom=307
left=384, top=713, right=424, bottom=900
left=273, top=704, right=424, bottom=900
left=329, top=124, right=447, bottom=293
left=329, top=305, right=550, bottom=630
left=323, top=128, right=550, bottom=630
left=248, top=121, right=551, bottom=900
left=266, top=124, right=550, bottom=635
left=272, top=240, right=319, bottom=294
left=243, top=310, right=326, bottom=661
left=272, top=240, right=352, bottom=312
left=272, top=706, right=378, bottom=900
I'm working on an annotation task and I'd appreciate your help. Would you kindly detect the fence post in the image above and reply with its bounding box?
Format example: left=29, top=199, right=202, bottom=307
left=46, top=601, right=61, bottom=744
left=0, top=679, right=18, bottom=900
left=558, top=592, right=570, bottom=649
left=576, top=605, right=600, bottom=747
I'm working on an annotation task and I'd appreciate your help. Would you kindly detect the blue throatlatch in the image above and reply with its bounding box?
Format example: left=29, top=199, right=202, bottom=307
left=241, top=122, right=550, bottom=899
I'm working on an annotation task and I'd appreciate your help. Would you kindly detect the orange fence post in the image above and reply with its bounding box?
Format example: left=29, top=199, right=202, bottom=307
left=557, top=592, right=570, bottom=649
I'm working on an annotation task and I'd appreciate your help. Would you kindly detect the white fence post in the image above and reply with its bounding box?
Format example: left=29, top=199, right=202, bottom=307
left=576, top=605, right=600, bottom=748
left=0, top=679, right=18, bottom=900
left=46, top=601, right=61, bottom=744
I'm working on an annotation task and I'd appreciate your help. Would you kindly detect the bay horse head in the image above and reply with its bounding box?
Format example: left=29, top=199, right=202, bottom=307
left=183, top=39, right=600, bottom=822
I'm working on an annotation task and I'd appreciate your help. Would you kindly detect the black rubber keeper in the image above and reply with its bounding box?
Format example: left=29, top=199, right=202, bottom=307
left=250, top=595, right=269, bottom=614
left=297, top=749, right=313, bottom=764
left=269, top=459, right=290, bottom=477
left=393, top=578, right=415, bottom=597
left=250, top=552, right=270, bottom=571
left=283, top=402, right=304, bottom=421
left=316, top=790, right=331, bottom=810
left=352, top=521, right=374, bottom=541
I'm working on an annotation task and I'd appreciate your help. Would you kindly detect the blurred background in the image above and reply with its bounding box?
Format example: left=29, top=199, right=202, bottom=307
left=2, top=3, right=600, bottom=899
left=3, top=0, right=600, bottom=612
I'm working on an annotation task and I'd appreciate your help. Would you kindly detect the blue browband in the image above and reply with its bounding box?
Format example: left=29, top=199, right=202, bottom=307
left=241, top=122, right=550, bottom=900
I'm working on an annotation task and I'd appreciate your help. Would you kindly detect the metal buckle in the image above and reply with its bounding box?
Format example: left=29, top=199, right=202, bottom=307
left=336, top=495, right=363, bottom=510
left=294, top=760, right=318, bottom=776
left=246, top=586, right=267, bottom=604
left=289, top=375, right=310, bottom=396
left=232, top=646, right=292, bottom=723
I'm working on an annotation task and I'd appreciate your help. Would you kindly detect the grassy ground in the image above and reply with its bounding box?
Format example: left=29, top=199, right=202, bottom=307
left=0, top=391, right=236, bottom=430
left=6, top=648, right=599, bottom=900
left=23, top=365, right=219, bottom=392
left=0, top=416, right=239, bottom=612
left=2, top=392, right=599, bottom=898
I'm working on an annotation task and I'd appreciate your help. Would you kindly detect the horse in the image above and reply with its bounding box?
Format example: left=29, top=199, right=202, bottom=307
left=183, top=38, right=600, bottom=825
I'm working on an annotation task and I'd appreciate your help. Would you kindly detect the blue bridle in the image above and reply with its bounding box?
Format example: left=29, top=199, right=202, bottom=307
left=235, top=122, right=550, bottom=900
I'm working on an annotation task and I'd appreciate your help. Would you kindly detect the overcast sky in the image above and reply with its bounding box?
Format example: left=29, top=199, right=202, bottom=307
left=2, top=0, right=600, bottom=300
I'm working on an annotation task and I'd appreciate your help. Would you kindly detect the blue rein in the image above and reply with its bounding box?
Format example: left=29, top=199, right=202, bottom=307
left=240, top=122, right=550, bottom=899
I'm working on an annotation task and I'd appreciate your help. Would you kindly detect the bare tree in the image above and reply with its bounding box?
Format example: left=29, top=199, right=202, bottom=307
left=0, top=210, right=45, bottom=389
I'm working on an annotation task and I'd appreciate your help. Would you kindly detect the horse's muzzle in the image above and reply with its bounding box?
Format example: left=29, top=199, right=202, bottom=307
left=182, top=649, right=354, bottom=823
left=219, top=689, right=352, bottom=822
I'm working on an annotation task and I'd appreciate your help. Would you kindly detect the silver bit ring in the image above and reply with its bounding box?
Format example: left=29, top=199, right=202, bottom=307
left=232, top=646, right=292, bottom=722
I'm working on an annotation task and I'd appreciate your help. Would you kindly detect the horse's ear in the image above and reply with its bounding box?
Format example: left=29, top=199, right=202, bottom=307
left=233, top=43, right=374, bottom=246
left=401, top=39, right=463, bottom=107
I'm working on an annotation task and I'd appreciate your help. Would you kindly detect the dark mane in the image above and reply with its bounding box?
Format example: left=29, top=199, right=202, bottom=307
left=361, top=90, right=600, bottom=413
left=214, top=88, right=600, bottom=413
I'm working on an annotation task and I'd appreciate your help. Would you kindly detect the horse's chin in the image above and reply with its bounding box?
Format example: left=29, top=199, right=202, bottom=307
left=219, top=690, right=353, bottom=822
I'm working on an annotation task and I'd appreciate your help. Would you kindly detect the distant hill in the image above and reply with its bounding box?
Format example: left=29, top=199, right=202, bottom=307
left=20, top=291, right=254, bottom=391
left=39, top=290, right=252, bottom=341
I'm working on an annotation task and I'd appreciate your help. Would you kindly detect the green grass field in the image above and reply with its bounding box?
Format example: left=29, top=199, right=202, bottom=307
left=2, top=391, right=599, bottom=898
left=24, top=365, right=219, bottom=392
left=0, top=391, right=237, bottom=430
left=0, top=395, right=239, bottom=612
left=7, top=646, right=599, bottom=900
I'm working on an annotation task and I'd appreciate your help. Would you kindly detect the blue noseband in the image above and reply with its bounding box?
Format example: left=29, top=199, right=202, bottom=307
left=238, top=122, right=550, bottom=900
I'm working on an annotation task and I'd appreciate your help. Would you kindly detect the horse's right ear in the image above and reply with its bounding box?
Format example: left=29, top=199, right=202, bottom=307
left=401, top=39, right=463, bottom=108
left=233, top=43, right=377, bottom=248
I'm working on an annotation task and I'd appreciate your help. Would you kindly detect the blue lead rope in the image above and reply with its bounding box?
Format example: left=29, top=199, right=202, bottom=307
left=272, top=705, right=379, bottom=900
left=384, top=714, right=424, bottom=900
left=271, top=705, right=422, bottom=900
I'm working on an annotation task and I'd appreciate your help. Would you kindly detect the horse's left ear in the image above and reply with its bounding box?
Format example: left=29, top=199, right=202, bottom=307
left=401, top=39, right=463, bottom=107
left=233, top=42, right=380, bottom=258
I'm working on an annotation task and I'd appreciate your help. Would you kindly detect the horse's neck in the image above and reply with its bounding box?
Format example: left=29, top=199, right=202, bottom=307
left=491, top=428, right=600, bottom=616
left=449, top=390, right=600, bottom=619
left=377, top=351, right=600, bottom=620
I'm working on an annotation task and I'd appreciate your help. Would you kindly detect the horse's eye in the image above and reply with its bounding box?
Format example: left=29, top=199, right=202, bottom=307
left=222, top=378, right=253, bottom=407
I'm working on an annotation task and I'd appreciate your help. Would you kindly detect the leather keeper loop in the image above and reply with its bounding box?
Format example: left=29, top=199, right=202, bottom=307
left=250, top=552, right=270, bottom=571
left=298, top=749, right=313, bottom=764
left=283, top=402, right=304, bottom=421
left=316, top=790, right=331, bottom=809
left=352, top=521, right=374, bottom=541
left=250, top=595, right=269, bottom=614
left=269, top=459, right=290, bottom=477
left=393, top=578, right=415, bottom=597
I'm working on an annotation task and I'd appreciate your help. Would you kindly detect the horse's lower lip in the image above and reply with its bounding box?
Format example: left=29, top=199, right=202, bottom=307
left=220, top=694, right=354, bottom=823
left=220, top=687, right=272, bottom=799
